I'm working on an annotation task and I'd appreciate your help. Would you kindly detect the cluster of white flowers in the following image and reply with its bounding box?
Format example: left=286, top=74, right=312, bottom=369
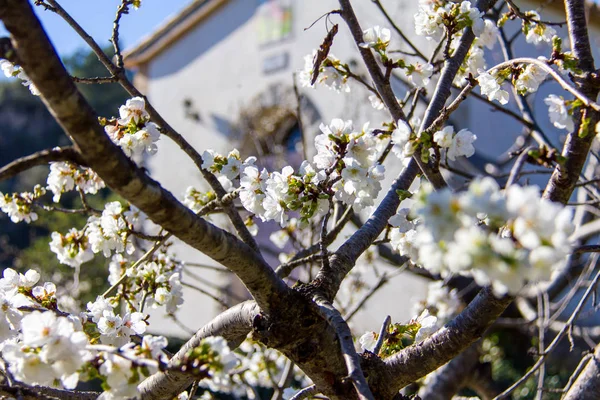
left=544, top=94, right=574, bottom=131
left=391, top=119, right=477, bottom=163
left=522, top=11, right=557, bottom=46
left=392, top=178, right=574, bottom=296
left=477, top=70, right=509, bottom=104
left=239, top=119, right=386, bottom=227
left=103, top=97, right=161, bottom=158
left=454, top=19, right=499, bottom=85
left=433, top=125, right=477, bottom=161
left=46, top=161, right=105, bottom=203
left=86, top=201, right=138, bottom=258
left=49, top=228, right=94, bottom=267
left=201, top=148, right=251, bottom=191
left=299, top=50, right=351, bottom=93
left=0, top=185, right=46, bottom=223
left=3, top=311, right=91, bottom=389
left=87, top=296, right=147, bottom=347
left=0, top=59, right=40, bottom=95
left=0, top=265, right=234, bottom=399
left=415, top=0, right=484, bottom=42
left=514, top=63, right=549, bottom=95
left=110, top=252, right=184, bottom=314
left=49, top=202, right=142, bottom=267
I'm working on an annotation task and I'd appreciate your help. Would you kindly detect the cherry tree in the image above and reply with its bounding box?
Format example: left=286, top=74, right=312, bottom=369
left=0, top=0, right=600, bottom=399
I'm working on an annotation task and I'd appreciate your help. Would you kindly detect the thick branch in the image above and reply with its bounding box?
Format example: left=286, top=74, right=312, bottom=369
left=136, top=301, right=260, bottom=400
left=0, top=0, right=288, bottom=311
left=563, top=345, right=600, bottom=400
left=0, top=146, right=86, bottom=182
left=313, top=160, right=419, bottom=300
left=564, top=0, right=595, bottom=72
left=337, top=0, right=446, bottom=189
left=383, top=287, right=511, bottom=392
left=0, top=384, right=99, bottom=400
left=418, top=343, right=479, bottom=400
left=542, top=0, right=599, bottom=204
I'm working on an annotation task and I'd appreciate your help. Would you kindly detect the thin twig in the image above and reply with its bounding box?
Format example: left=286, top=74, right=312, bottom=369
left=289, top=385, right=317, bottom=400
left=313, top=293, right=375, bottom=400
left=373, top=315, right=391, bottom=355
left=494, top=266, right=600, bottom=399
left=0, top=146, right=86, bottom=182
left=506, top=146, right=533, bottom=187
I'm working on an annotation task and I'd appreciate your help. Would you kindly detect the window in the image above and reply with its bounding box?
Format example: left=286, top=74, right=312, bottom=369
left=256, top=0, right=293, bottom=46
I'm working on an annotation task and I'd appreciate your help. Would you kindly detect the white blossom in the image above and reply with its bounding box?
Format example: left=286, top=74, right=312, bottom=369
left=544, top=94, right=574, bottom=131
left=360, top=26, right=391, bottom=50
left=477, top=70, right=509, bottom=105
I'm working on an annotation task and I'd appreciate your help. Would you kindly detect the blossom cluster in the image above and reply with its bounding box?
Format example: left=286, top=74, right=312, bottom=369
left=391, top=119, right=477, bottom=163
left=102, top=97, right=161, bottom=158
left=521, top=11, right=557, bottom=46
left=47, top=161, right=105, bottom=202
left=0, top=184, right=46, bottom=223
left=0, top=267, right=236, bottom=399
left=415, top=0, right=485, bottom=42
left=298, top=49, right=351, bottom=93
left=0, top=59, right=40, bottom=95
left=107, top=252, right=184, bottom=314
left=49, top=201, right=141, bottom=267
left=239, top=119, right=386, bottom=227
left=390, top=178, right=574, bottom=296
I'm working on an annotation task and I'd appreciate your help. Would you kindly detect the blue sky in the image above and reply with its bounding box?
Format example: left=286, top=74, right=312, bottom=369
left=1, top=0, right=192, bottom=56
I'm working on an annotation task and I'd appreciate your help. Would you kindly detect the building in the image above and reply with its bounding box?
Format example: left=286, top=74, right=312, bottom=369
left=123, top=0, right=600, bottom=337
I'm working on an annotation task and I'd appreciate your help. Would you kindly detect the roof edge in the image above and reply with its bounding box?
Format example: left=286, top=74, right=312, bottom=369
left=123, top=0, right=229, bottom=68
left=123, top=0, right=599, bottom=68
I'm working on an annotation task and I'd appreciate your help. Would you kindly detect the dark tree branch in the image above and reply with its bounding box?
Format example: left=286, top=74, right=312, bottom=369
left=0, top=146, right=87, bottom=182
left=136, top=301, right=260, bottom=400
left=542, top=0, right=599, bottom=204
left=418, top=343, right=479, bottom=400
left=383, top=287, right=512, bottom=393
left=563, top=347, right=600, bottom=400
left=41, top=0, right=260, bottom=254
left=0, top=0, right=288, bottom=312
left=336, top=0, right=447, bottom=189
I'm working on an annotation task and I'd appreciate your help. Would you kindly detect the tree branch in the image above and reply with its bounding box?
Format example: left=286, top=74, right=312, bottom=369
left=542, top=0, right=599, bottom=204
left=418, top=343, right=479, bottom=400
left=136, top=301, right=260, bottom=400
left=41, top=0, right=260, bottom=254
left=0, top=0, right=288, bottom=312
left=382, top=287, right=512, bottom=392
left=336, top=0, right=447, bottom=189
left=0, top=146, right=87, bottom=182
left=313, top=293, right=375, bottom=400
left=562, top=347, right=600, bottom=400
